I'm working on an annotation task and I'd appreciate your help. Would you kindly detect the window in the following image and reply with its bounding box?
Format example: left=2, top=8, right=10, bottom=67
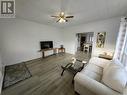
left=114, top=17, right=127, bottom=69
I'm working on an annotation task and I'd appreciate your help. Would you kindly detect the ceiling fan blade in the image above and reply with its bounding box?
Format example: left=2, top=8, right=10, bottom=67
left=56, top=19, right=60, bottom=22
left=66, top=16, right=74, bottom=18
left=51, top=16, right=59, bottom=18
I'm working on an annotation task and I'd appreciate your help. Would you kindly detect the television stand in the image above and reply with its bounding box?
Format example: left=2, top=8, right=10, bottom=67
left=39, top=48, right=57, bottom=58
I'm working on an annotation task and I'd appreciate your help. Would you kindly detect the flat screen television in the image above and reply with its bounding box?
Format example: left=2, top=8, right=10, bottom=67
left=40, top=41, right=53, bottom=49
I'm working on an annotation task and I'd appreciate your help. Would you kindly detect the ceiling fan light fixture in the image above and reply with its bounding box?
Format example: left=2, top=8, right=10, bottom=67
left=51, top=12, right=74, bottom=23
left=60, top=12, right=64, bottom=16
left=59, top=18, right=66, bottom=23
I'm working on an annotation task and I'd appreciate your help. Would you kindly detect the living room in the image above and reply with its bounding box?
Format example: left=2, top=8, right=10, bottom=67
left=0, top=0, right=127, bottom=95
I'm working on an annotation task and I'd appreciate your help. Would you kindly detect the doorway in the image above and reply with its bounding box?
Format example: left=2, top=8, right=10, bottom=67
left=75, top=32, right=94, bottom=60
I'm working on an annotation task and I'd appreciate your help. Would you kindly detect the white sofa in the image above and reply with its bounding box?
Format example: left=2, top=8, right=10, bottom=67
left=74, top=57, right=127, bottom=95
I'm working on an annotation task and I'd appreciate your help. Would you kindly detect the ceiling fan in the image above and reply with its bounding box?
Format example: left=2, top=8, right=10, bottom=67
left=51, top=12, right=74, bottom=23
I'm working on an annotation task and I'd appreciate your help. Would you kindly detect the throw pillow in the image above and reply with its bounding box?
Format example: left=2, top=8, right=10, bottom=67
left=102, top=63, right=127, bottom=93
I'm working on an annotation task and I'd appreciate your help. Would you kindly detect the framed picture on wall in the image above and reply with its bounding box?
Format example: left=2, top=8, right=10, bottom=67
left=96, top=32, right=106, bottom=48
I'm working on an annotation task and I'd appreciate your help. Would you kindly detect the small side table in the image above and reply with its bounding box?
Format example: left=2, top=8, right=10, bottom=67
left=58, top=48, right=65, bottom=53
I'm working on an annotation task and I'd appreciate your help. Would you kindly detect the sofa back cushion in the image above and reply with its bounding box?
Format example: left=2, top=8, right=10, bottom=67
left=102, top=63, right=127, bottom=93
left=89, top=57, right=111, bottom=68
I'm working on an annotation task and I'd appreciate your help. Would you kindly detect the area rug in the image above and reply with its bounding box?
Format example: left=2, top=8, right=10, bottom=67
left=3, top=63, right=32, bottom=89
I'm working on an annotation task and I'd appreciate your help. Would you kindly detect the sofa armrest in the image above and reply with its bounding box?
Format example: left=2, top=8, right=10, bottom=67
left=74, top=73, right=121, bottom=95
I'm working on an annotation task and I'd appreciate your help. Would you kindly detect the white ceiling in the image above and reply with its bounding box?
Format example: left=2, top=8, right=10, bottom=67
left=16, top=0, right=127, bottom=28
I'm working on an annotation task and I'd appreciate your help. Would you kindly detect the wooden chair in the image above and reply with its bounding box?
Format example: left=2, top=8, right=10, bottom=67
left=83, top=44, right=90, bottom=52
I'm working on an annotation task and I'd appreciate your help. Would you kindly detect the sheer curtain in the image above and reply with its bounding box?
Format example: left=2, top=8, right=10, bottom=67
left=113, top=17, right=127, bottom=70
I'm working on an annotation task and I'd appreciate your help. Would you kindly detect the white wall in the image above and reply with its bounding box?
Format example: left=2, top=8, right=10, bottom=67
left=0, top=52, right=3, bottom=94
left=0, top=31, right=3, bottom=94
left=0, top=18, right=62, bottom=65
left=0, top=17, right=121, bottom=65
left=62, top=17, right=121, bottom=56
left=0, top=48, right=4, bottom=94
left=0, top=53, right=2, bottom=71
left=0, top=33, right=3, bottom=70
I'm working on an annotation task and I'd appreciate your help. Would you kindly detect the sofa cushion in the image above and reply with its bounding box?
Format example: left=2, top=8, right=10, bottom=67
left=102, top=63, right=127, bottom=93
left=89, top=57, right=111, bottom=68
left=74, top=73, right=122, bottom=95
left=103, top=62, right=110, bottom=74
left=81, top=63, right=103, bottom=82
left=82, top=63, right=103, bottom=75
left=82, top=70, right=102, bottom=82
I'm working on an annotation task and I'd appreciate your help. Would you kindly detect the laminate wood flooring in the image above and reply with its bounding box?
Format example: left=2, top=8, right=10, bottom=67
left=2, top=52, right=90, bottom=95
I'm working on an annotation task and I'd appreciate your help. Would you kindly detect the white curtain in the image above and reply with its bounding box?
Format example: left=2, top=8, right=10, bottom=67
left=113, top=17, right=127, bottom=70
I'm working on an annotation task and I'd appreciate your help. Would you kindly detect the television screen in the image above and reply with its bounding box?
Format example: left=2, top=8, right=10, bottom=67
left=40, top=41, right=53, bottom=49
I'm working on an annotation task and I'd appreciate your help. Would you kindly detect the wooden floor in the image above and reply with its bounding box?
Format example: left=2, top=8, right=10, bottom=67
left=2, top=52, right=91, bottom=95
